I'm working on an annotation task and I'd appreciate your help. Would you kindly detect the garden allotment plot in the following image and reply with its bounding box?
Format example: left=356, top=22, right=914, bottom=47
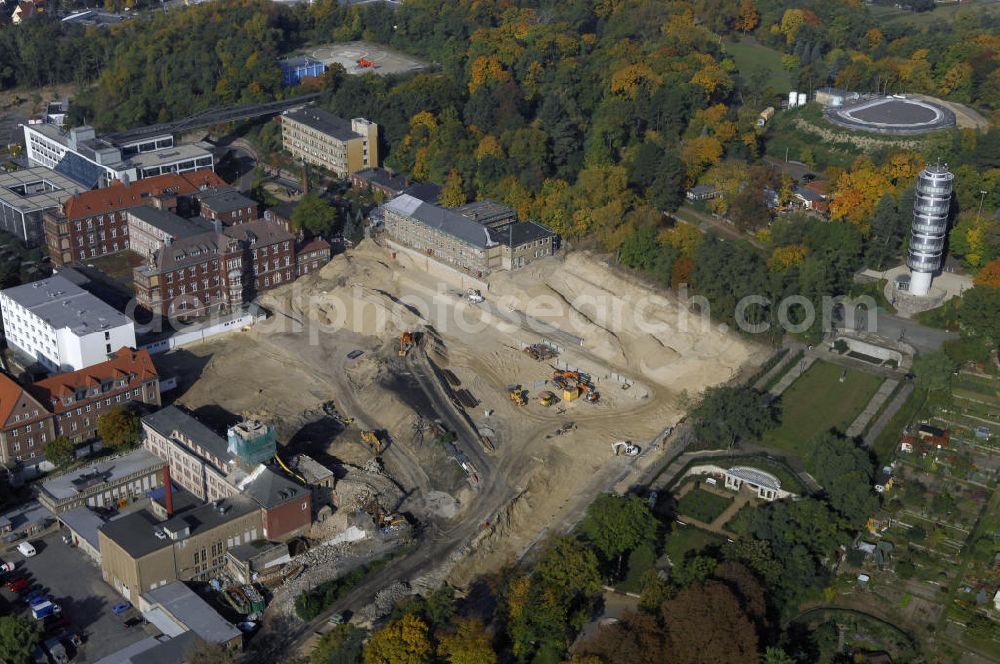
left=763, top=360, right=884, bottom=467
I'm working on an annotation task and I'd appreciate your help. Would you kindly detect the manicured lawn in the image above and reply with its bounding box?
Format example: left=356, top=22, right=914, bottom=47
left=763, top=360, right=884, bottom=468
left=663, top=524, right=726, bottom=564
left=723, top=38, right=791, bottom=93
left=675, top=487, right=733, bottom=524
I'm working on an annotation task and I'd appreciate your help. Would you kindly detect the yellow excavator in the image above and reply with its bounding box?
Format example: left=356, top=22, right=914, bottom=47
left=538, top=391, right=557, bottom=407
left=361, top=430, right=385, bottom=455
left=508, top=385, right=527, bottom=406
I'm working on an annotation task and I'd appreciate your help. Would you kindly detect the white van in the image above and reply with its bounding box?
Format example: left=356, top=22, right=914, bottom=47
left=17, top=542, right=36, bottom=557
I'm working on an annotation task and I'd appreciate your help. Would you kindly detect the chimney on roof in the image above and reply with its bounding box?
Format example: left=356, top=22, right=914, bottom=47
left=162, top=464, right=174, bottom=517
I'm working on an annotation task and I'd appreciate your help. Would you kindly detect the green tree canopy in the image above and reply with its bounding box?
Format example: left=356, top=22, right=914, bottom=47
left=690, top=385, right=779, bottom=448
left=292, top=193, right=337, bottom=237
left=0, top=616, right=40, bottom=664
left=44, top=435, right=76, bottom=469
left=808, top=432, right=878, bottom=525
left=959, top=285, right=1000, bottom=340
left=312, top=624, right=365, bottom=664
left=581, top=493, right=658, bottom=568
left=912, top=350, right=956, bottom=394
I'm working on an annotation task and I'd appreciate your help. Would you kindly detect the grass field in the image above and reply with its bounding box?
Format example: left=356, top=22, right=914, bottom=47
left=870, top=1, right=1000, bottom=29
left=664, top=524, right=726, bottom=564
left=723, top=38, right=791, bottom=93
left=676, top=487, right=733, bottom=524
left=763, top=360, right=884, bottom=467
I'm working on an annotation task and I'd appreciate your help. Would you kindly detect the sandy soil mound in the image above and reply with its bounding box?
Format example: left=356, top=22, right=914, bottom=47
left=489, top=251, right=755, bottom=391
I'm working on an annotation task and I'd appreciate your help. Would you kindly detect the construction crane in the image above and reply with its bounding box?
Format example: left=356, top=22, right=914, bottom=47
left=612, top=441, right=640, bottom=456
left=361, top=430, right=385, bottom=455
left=399, top=331, right=414, bottom=357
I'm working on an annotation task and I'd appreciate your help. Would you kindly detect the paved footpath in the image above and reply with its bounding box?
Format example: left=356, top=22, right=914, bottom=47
left=846, top=379, right=899, bottom=438
left=768, top=355, right=816, bottom=398
left=863, top=382, right=915, bottom=449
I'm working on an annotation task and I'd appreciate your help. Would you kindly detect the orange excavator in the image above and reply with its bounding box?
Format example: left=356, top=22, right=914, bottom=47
left=399, top=331, right=414, bottom=357
left=357, top=58, right=376, bottom=68
left=580, top=383, right=600, bottom=403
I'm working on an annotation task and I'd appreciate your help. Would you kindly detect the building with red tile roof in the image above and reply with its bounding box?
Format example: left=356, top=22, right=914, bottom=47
left=44, top=170, right=227, bottom=267
left=0, top=373, right=55, bottom=467
left=0, top=348, right=160, bottom=468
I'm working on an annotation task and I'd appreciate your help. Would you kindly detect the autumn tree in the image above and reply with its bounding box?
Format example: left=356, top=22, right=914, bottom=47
left=768, top=244, right=808, bottom=273
left=975, top=260, right=1000, bottom=288
left=660, top=581, right=759, bottom=663
left=736, top=0, right=758, bottom=34
left=363, top=614, right=432, bottom=664
left=436, top=618, right=496, bottom=664
left=96, top=406, right=140, bottom=448
left=439, top=169, right=467, bottom=208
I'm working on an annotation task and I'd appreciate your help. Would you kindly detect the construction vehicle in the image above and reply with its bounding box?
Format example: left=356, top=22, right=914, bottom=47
left=581, top=383, right=600, bottom=403
left=523, top=343, right=557, bottom=361
left=361, top=430, right=385, bottom=455
left=508, top=385, right=527, bottom=406
left=357, top=58, right=376, bottom=68
left=466, top=288, right=485, bottom=303
left=538, top=391, right=557, bottom=407
left=399, top=331, right=414, bottom=357
left=612, top=441, right=640, bottom=456
left=551, top=375, right=569, bottom=390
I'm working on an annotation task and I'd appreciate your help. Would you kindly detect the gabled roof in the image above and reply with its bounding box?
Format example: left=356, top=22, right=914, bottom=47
left=30, top=347, right=157, bottom=412
left=385, top=194, right=496, bottom=249
left=0, top=372, right=47, bottom=428
left=296, top=238, right=330, bottom=255
left=61, top=170, right=225, bottom=219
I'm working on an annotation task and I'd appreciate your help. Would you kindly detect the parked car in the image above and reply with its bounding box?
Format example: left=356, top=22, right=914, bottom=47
left=7, top=575, right=29, bottom=592
left=0, top=561, right=14, bottom=574
left=43, top=615, right=71, bottom=633
left=111, top=602, right=132, bottom=615
left=17, top=542, right=36, bottom=557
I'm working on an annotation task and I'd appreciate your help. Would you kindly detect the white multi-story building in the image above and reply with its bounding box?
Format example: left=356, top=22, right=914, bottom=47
left=0, top=275, right=136, bottom=373
left=23, top=124, right=214, bottom=189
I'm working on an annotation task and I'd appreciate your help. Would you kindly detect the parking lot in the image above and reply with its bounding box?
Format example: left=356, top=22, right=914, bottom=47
left=0, top=531, right=149, bottom=663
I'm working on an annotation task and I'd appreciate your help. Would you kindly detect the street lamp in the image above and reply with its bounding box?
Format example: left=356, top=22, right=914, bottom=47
left=976, top=190, right=988, bottom=222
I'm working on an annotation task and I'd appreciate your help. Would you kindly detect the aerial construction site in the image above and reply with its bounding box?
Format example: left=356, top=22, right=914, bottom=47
left=157, top=241, right=760, bottom=615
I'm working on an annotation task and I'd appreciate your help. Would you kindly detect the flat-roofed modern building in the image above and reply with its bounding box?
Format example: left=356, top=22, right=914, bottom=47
left=99, top=494, right=263, bottom=601
left=0, top=167, right=87, bottom=244
left=23, top=123, right=214, bottom=189
left=0, top=275, right=136, bottom=372
left=281, top=108, right=378, bottom=177
left=38, top=448, right=165, bottom=513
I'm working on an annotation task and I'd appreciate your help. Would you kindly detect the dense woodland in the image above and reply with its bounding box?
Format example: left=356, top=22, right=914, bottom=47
left=3, top=0, right=994, bottom=348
